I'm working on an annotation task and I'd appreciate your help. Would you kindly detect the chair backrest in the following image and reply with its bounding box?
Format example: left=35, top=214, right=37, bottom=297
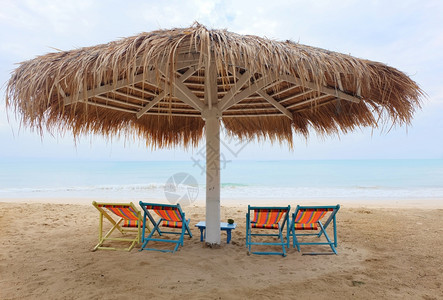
left=93, top=202, right=141, bottom=227
left=139, top=202, right=186, bottom=228
left=249, top=206, right=290, bottom=229
left=142, top=204, right=184, bottom=221
left=293, top=205, right=339, bottom=230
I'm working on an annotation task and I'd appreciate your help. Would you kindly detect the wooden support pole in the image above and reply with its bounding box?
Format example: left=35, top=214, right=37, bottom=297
left=204, top=111, right=221, bottom=245
left=203, top=58, right=221, bottom=245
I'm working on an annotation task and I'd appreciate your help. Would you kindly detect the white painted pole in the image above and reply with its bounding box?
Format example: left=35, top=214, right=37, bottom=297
left=203, top=56, right=221, bottom=246
left=204, top=111, right=221, bottom=245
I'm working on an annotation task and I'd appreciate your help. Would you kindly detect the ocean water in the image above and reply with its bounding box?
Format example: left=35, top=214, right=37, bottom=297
left=1, top=159, right=442, bottom=203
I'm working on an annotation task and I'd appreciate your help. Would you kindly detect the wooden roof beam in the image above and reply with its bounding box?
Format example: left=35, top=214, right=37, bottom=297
left=149, top=107, right=197, bottom=112
left=257, top=90, right=293, bottom=120
left=64, top=59, right=202, bottom=106
left=143, top=112, right=201, bottom=117
left=265, top=84, right=298, bottom=99
left=279, top=89, right=314, bottom=104
left=279, top=74, right=361, bottom=104
left=93, top=95, right=143, bottom=109
left=137, top=66, right=199, bottom=118
left=173, top=81, right=205, bottom=112
left=286, top=94, right=332, bottom=109
left=220, top=75, right=275, bottom=111
left=218, top=70, right=252, bottom=111
left=223, top=113, right=284, bottom=118
left=63, top=70, right=157, bottom=106
left=112, top=90, right=150, bottom=103
left=126, top=86, right=158, bottom=97
left=83, top=100, right=137, bottom=114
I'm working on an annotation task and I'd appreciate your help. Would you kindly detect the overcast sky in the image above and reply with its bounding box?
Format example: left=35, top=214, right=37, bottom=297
left=1, top=0, right=442, bottom=161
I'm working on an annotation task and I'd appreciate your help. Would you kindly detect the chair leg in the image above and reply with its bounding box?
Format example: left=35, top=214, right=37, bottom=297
left=140, top=221, right=161, bottom=251
left=318, top=222, right=337, bottom=254
left=333, top=215, right=338, bottom=247
left=293, top=235, right=301, bottom=252
left=279, top=232, right=286, bottom=257
left=94, top=219, right=122, bottom=251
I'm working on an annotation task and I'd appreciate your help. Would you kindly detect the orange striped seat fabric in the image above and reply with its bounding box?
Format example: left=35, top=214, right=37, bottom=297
left=123, top=220, right=140, bottom=227
left=99, top=204, right=140, bottom=227
left=162, top=220, right=183, bottom=228
left=251, top=209, right=285, bottom=229
left=144, top=205, right=183, bottom=223
left=293, top=208, right=333, bottom=230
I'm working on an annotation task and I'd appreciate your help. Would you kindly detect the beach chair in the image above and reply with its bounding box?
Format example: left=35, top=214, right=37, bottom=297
left=246, top=205, right=290, bottom=257
left=291, top=205, right=340, bottom=255
left=139, top=202, right=192, bottom=253
left=92, top=201, right=146, bottom=251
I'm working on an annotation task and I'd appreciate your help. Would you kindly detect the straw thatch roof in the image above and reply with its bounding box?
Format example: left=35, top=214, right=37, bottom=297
left=6, top=23, right=424, bottom=148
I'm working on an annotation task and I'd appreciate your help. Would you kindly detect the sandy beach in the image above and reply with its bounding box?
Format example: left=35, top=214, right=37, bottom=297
left=0, top=198, right=442, bottom=299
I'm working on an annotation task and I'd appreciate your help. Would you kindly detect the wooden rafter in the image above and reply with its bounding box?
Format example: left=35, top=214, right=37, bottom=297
left=173, top=80, right=205, bottom=111
left=265, top=84, right=297, bottom=99
left=143, top=112, right=201, bottom=117
left=286, top=94, right=332, bottom=109
left=218, top=70, right=252, bottom=110
left=226, top=107, right=280, bottom=113
left=126, top=86, right=158, bottom=97
left=220, top=75, right=274, bottom=111
left=149, top=107, right=197, bottom=112
left=279, top=89, right=314, bottom=104
left=137, top=66, right=198, bottom=118
left=231, top=102, right=273, bottom=107
left=297, top=98, right=339, bottom=112
left=63, top=72, right=151, bottom=106
left=93, top=95, right=143, bottom=109
left=83, top=100, right=137, bottom=113
left=279, top=74, right=361, bottom=104
left=223, top=113, right=284, bottom=118
left=136, top=91, right=167, bottom=119
left=257, top=90, right=293, bottom=120
left=111, top=90, right=150, bottom=103
left=63, top=60, right=201, bottom=106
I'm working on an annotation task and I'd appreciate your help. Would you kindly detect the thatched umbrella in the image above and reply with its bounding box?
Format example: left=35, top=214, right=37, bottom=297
left=6, top=23, right=423, bottom=245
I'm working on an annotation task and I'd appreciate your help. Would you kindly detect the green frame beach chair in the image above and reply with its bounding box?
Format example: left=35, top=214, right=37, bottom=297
left=92, top=201, right=146, bottom=251
left=246, top=205, right=290, bottom=257
left=139, top=201, right=192, bottom=253
left=291, top=205, right=340, bottom=255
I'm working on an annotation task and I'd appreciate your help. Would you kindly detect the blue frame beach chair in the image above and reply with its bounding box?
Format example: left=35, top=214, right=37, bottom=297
left=291, top=205, right=340, bottom=255
left=139, top=202, right=192, bottom=253
left=92, top=201, right=146, bottom=252
left=246, top=205, right=290, bottom=257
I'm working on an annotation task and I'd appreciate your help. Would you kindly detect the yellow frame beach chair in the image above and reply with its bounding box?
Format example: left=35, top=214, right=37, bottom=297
left=92, top=201, right=147, bottom=251
left=246, top=205, right=290, bottom=257
left=291, top=205, right=340, bottom=255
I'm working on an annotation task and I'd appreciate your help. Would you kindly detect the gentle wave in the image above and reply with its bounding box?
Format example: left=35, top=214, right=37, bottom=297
left=1, top=159, right=443, bottom=201
left=0, top=183, right=167, bottom=193
left=1, top=183, right=443, bottom=200
left=221, top=182, right=249, bottom=188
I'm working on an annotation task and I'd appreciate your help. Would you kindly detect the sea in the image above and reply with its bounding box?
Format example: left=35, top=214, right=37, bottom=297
left=0, top=159, right=442, bottom=205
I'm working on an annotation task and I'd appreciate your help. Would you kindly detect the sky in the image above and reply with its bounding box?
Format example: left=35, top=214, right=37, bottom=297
left=0, top=0, right=442, bottom=161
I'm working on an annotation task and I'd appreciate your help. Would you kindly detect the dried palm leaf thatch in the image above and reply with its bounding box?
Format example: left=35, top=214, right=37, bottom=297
left=5, top=23, right=424, bottom=148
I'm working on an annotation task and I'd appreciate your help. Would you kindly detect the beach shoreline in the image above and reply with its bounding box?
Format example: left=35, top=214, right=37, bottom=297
left=1, top=198, right=442, bottom=299
left=1, top=196, right=442, bottom=209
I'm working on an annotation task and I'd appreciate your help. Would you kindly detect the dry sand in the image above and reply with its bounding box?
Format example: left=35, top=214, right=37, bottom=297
left=0, top=199, right=442, bottom=299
